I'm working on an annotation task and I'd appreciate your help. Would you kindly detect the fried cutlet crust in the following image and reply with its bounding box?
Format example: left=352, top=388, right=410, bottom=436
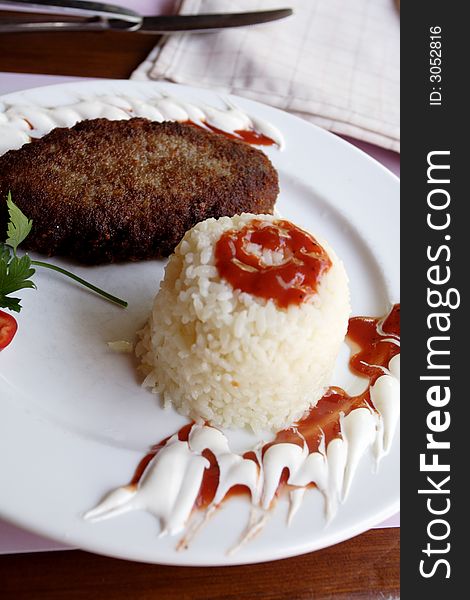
left=0, top=118, right=279, bottom=264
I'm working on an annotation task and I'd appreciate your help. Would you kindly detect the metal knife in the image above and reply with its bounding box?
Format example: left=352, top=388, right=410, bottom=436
left=0, top=0, right=293, bottom=34
left=119, top=10, right=294, bottom=34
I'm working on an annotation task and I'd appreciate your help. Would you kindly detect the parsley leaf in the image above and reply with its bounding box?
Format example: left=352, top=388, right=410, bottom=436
left=5, top=191, right=33, bottom=255
left=0, top=295, right=22, bottom=313
left=1, top=253, right=36, bottom=295
left=0, top=243, right=36, bottom=312
left=0, top=244, right=10, bottom=263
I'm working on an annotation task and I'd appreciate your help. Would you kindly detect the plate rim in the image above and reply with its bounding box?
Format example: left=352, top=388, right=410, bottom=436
left=0, top=79, right=399, bottom=565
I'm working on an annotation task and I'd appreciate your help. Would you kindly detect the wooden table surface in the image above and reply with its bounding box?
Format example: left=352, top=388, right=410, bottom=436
left=1, top=529, right=399, bottom=600
left=0, top=27, right=400, bottom=600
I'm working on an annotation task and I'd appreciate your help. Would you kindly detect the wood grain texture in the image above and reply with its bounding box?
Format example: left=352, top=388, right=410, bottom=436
left=0, top=31, right=159, bottom=79
left=0, top=529, right=399, bottom=600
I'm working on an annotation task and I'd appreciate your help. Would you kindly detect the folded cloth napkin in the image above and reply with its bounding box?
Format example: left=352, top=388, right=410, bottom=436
left=131, top=0, right=400, bottom=151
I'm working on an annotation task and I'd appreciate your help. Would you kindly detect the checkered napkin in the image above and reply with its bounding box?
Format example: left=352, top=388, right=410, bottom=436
left=131, top=0, right=400, bottom=151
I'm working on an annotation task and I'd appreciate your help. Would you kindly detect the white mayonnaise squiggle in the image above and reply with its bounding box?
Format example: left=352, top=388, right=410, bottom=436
left=0, top=92, right=285, bottom=156
left=84, top=351, right=400, bottom=549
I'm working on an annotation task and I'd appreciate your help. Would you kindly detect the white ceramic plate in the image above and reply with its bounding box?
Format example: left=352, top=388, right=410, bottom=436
left=0, top=80, right=399, bottom=565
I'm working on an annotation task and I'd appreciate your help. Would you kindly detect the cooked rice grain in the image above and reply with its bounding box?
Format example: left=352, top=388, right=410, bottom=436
left=136, top=214, right=350, bottom=431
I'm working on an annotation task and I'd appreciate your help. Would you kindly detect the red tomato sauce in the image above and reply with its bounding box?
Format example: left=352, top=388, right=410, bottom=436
left=184, top=120, right=276, bottom=146
left=215, top=219, right=332, bottom=309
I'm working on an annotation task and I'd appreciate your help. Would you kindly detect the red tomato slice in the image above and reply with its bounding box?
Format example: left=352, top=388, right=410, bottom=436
left=0, top=309, right=18, bottom=349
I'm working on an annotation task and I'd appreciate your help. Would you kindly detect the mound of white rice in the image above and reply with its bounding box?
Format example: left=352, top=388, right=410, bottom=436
left=136, top=214, right=350, bottom=431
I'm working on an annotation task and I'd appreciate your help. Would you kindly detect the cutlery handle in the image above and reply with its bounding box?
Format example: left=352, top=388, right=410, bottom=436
left=0, top=0, right=140, bottom=22
left=0, top=17, right=109, bottom=32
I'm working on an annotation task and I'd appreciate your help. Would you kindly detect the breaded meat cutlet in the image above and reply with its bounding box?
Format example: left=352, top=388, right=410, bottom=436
left=0, top=118, right=279, bottom=264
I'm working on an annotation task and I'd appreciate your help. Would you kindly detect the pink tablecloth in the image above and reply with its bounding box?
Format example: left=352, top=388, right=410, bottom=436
left=0, top=71, right=399, bottom=554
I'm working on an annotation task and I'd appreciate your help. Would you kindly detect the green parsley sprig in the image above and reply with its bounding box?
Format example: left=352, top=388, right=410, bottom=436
left=1, top=193, right=128, bottom=311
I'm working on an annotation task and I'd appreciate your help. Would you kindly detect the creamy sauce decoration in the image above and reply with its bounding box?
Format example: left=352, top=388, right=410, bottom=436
left=215, top=219, right=332, bottom=309
left=0, top=93, right=284, bottom=156
left=84, top=305, right=400, bottom=550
